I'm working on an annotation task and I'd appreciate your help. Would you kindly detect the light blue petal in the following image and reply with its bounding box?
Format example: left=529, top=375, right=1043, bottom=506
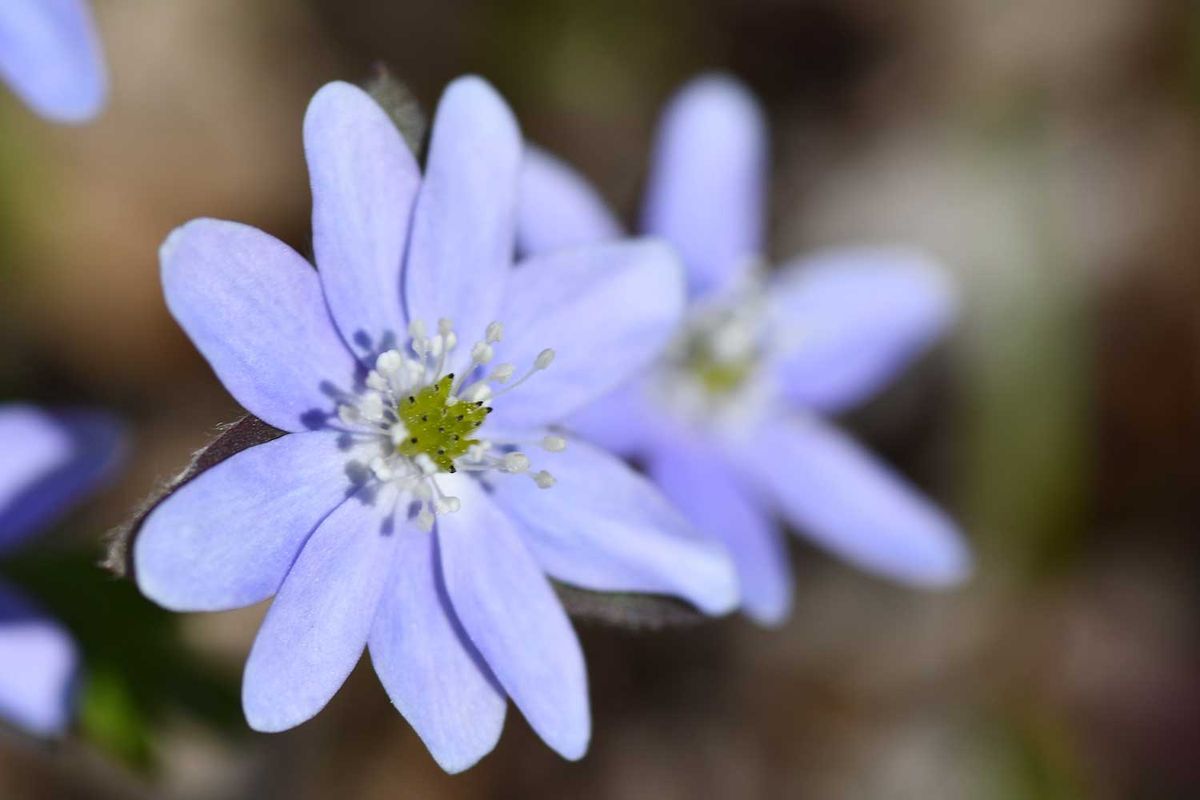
left=0, top=404, right=123, bottom=553
left=243, top=484, right=400, bottom=733
left=0, top=0, right=106, bottom=123
left=491, top=438, right=737, bottom=615
left=641, top=74, right=766, bottom=297
left=731, top=415, right=971, bottom=587
left=647, top=438, right=792, bottom=625
left=517, top=146, right=622, bottom=256
left=488, top=239, right=684, bottom=430
left=135, top=431, right=367, bottom=612
left=305, top=81, right=417, bottom=358
left=563, top=378, right=660, bottom=458
left=161, top=219, right=361, bottom=432
left=767, top=247, right=956, bottom=413
left=405, top=76, right=520, bottom=356
left=437, top=475, right=589, bottom=760
left=0, top=583, right=78, bottom=736
left=368, top=527, right=506, bottom=774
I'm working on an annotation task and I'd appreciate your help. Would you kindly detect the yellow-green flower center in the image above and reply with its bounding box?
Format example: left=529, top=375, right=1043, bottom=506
left=395, top=375, right=489, bottom=472
left=683, top=336, right=757, bottom=397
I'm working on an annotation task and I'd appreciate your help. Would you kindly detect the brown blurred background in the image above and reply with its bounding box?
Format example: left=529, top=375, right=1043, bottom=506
left=1, top=0, right=1198, bottom=797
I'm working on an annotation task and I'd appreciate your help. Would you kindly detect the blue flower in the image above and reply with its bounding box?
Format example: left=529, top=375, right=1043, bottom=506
left=519, top=74, right=972, bottom=625
left=133, top=77, right=737, bottom=772
left=0, top=404, right=122, bottom=734
left=0, top=0, right=106, bottom=123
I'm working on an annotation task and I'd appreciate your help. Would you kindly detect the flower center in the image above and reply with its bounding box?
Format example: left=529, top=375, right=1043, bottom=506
left=394, top=375, right=489, bottom=472
left=336, top=318, right=560, bottom=531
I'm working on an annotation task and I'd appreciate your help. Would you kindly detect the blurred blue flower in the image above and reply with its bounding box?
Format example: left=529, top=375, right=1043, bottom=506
left=0, top=0, right=106, bottom=123
left=134, top=77, right=737, bottom=772
left=519, top=75, right=972, bottom=625
left=0, top=404, right=122, bottom=735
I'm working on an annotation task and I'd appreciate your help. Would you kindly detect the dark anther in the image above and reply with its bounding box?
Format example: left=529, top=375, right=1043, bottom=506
left=438, top=426, right=445, bottom=433
left=437, top=448, right=445, bottom=455
left=456, top=414, right=463, bottom=421
left=485, top=407, right=493, bottom=413
left=410, top=437, right=418, bottom=444
left=408, top=396, right=416, bottom=404
left=449, top=465, right=457, bottom=473
left=421, top=414, right=428, bottom=422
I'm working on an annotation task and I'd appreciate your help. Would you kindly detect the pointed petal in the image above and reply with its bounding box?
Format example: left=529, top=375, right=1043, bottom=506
left=437, top=475, right=589, bottom=760
left=0, top=584, right=77, bottom=736
left=487, top=239, right=684, bottom=430
left=491, top=438, right=737, bottom=615
left=641, top=74, right=766, bottom=297
left=517, top=146, right=622, bottom=256
left=0, top=0, right=106, bottom=123
left=135, top=431, right=371, bottom=612
left=768, top=247, right=956, bottom=413
left=731, top=416, right=971, bottom=587
left=161, top=219, right=361, bottom=432
left=243, top=484, right=400, bottom=732
left=405, top=77, right=520, bottom=350
left=305, top=81, right=417, bottom=357
left=369, top=527, right=506, bottom=773
left=0, top=405, right=123, bottom=552
left=647, top=438, right=791, bottom=625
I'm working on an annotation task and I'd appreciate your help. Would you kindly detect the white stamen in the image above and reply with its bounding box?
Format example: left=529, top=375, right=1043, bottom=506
left=408, top=319, right=427, bottom=339
left=490, top=363, right=515, bottom=382
left=502, top=452, right=531, bottom=473
left=535, top=349, right=555, bottom=370
left=416, top=509, right=435, bottom=532
left=471, top=342, right=494, bottom=364
left=542, top=434, right=567, bottom=452
left=533, top=470, right=556, bottom=488
left=486, top=321, right=503, bottom=343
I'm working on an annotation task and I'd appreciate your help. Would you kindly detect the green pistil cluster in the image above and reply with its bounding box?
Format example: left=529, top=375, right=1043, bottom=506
left=686, top=343, right=755, bottom=397
left=395, top=375, right=490, bottom=472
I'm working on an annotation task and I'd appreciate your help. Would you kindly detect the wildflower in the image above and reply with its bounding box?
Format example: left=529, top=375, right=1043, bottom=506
left=134, top=77, right=737, bottom=772
left=0, top=0, right=107, bottom=123
left=0, top=404, right=122, bottom=734
left=519, top=75, right=972, bottom=625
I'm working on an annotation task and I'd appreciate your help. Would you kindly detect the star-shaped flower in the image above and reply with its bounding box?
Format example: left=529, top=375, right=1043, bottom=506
left=519, top=74, right=972, bottom=625
left=133, top=77, right=737, bottom=772
left=0, top=404, right=122, bottom=734
left=0, top=0, right=106, bottom=123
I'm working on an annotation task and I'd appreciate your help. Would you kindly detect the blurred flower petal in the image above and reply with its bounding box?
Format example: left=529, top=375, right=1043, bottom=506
left=161, top=219, right=360, bottom=432
left=437, top=475, right=589, bottom=760
left=0, top=0, right=105, bottom=123
left=305, top=81, right=418, bottom=357
left=564, top=379, right=659, bottom=458
left=0, top=584, right=77, bottom=736
left=517, top=146, right=622, bottom=255
left=648, top=438, right=792, bottom=625
left=369, top=527, right=506, bottom=774
left=768, top=247, right=956, bottom=413
left=135, top=431, right=364, bottom=612
left=243, top=484, right=399, bottom=733
left=0, top=405, right=123, bottom=553
left=491, top=438, right=738, bottom=615
left=731, top=415, right=971, bottom=587
left=641, top=74, right=766, bottom=297
left=488, top=239, right=684, bottom=430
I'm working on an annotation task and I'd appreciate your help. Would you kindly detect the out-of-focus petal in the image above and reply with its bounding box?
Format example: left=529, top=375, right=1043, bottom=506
left=0, top=405, right=123, bottom=553
left=135, top=431, right=369, bottom=612
left=0, top=584, right=77, bottom=736
left=730, top=415, right=971, bottom=587
left=491, top=438, right=737, bottom=615
left=563, top=379, right=660, bottom=458
left=243, top=484, right=400, bottom=733
left=487, top=239, right=684, bottom=430
left=767, top=247, right=956, bottom=413
left=405, top=76, right=520, bottom=356
left=0, top=0, right=106, bottom=123
left=437, top=475, right=589, bottom=760
left=647, top=437, right=792, bottom=625
left=517, top=146, right=622, bottom=256
left=305, top=81, right=417, bottom=358
left=641, top=74, right=766, bottom=298
left=161, top=219, right=361, bottom=432
left=369, top=527, right=506, bottom=773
